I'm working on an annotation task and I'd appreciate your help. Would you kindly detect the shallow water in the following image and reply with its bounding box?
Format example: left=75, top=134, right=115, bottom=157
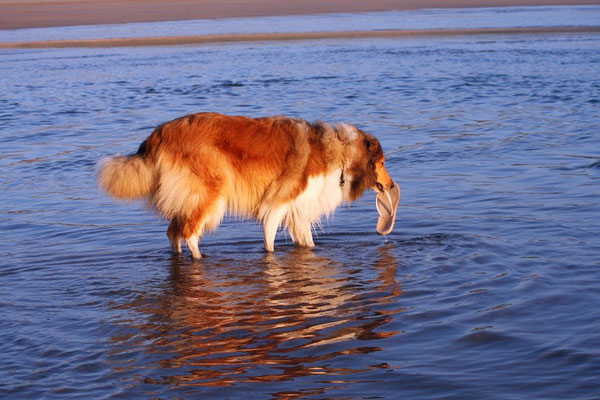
left=1, top=16, right=600, bottom=400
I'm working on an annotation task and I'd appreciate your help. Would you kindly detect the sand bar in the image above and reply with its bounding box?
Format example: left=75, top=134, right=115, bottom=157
left=1, top=0, right=600, bottom=30
left=2, top=27, right=600, bottom=49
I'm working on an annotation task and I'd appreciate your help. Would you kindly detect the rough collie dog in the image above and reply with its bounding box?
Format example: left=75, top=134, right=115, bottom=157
left=98, top=113, right=397, bottom=258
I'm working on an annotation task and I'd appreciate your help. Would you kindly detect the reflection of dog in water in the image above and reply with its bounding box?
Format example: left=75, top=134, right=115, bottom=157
left=120, top=248, right=402, bottom=386
left=98, top=113, right=396, bottom=258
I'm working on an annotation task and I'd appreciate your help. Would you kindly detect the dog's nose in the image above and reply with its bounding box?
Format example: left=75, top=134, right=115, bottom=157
left=390, top=181, right=395, bottom=189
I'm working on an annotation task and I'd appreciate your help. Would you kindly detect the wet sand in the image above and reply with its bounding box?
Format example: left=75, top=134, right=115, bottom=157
left=2, top=26, right=600, bottom=49
left=1, top=0, right=600, bottom=30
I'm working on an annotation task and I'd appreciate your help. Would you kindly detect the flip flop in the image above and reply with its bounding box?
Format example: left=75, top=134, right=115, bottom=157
left=376, top=179, right=401, bottom=236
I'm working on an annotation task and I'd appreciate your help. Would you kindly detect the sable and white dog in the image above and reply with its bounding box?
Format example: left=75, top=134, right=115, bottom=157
left=98, top=113, right=397, bottom=258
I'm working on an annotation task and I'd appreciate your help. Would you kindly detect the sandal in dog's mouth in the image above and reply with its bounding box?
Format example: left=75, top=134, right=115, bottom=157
left=375, top=179, right=400, bottom=236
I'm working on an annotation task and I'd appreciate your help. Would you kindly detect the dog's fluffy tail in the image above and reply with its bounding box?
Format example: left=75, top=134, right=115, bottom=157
left=98, top=154, right=154, bottom=199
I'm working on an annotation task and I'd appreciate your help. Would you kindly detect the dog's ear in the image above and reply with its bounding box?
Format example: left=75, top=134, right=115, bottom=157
left=363, top=137, right=381, bottom=155
left=364, top=137, right=374, bottom=152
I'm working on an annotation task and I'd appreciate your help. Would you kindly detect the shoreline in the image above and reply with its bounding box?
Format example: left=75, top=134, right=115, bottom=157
left=2, top=27, right=600, bottom=49
left=1, top=0, right=600, bottom=30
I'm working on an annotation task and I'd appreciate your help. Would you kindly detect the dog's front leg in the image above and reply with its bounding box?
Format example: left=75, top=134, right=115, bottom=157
left=262, top=206, right=287, bottom=252
left=290, top=218, right=315, bottom=248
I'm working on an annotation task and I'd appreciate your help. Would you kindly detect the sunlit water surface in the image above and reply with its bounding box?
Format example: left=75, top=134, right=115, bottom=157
left=1, top=10, right=600, bottom=400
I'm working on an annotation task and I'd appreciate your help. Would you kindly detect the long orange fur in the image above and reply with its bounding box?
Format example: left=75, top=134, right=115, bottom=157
left=98, top=112, right=393, bottom=258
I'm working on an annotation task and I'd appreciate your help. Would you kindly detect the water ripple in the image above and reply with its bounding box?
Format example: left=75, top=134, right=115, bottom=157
left=1, top=26, right=599, bottom=400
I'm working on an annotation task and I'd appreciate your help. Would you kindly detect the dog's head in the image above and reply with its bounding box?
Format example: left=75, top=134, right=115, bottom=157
left=346, top=129, right=394, bottom=201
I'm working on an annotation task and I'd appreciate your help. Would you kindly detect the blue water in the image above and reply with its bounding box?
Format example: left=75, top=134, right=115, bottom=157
left=1, top=7, right=600, bottom=400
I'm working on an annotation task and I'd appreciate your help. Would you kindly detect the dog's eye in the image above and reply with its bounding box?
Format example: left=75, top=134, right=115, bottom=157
left=364, top=139, right=371, bottom=150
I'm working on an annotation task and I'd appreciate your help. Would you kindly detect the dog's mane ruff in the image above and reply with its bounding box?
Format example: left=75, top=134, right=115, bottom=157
left=256, top=117, right=311, bottom=209
left=258, top=120, right=364, bottom=238
left=333, top=122, right=359, bottom=142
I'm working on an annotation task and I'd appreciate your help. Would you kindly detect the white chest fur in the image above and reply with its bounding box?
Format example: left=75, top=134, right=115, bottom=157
left=260, top=169, right=350, bottom=251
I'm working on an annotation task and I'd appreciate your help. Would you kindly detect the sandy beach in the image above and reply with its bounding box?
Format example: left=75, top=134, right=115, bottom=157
left=1, top=0, right=600, bottom=30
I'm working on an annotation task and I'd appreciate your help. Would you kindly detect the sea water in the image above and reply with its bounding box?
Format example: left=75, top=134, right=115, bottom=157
left=1, top=7, right=599, bottom=399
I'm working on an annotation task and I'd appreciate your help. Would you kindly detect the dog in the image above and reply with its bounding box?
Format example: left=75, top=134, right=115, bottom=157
left=98, top=112, right=396, bottom=258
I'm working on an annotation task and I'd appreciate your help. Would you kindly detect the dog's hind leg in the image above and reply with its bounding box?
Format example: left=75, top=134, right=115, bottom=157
left=166, top=217, right=182, bottom=254
left=262, top=206, right=288, bottom=252
left=181, top=217, right=205, bottom=260
left=185, top=234, right=201, bottom=259
left=181, top=198, right=226, bottom=259
left=180, top=213, right=205, bottom=259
